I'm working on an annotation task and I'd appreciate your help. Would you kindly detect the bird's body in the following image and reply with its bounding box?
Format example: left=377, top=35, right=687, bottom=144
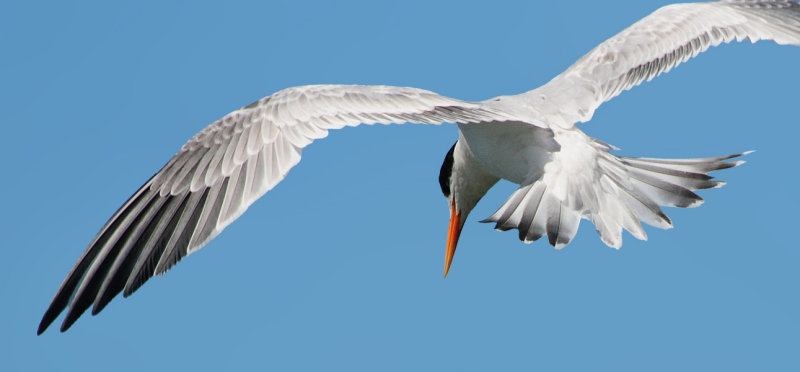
left=458, top=119, right=557, bottom=186
left=39, top=0, right=800, bottom=334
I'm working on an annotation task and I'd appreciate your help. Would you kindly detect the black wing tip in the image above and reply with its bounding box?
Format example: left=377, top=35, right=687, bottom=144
left=36, top=320, right=49, bottom=335
left=59, top=309, right=83, bottom=333
left=92, top=287, right=119, bottom=316
left=122, top=277, right=145, bottom=297
left=37, top=307, right=81, bottom=334
left=123, top=275, right=148, bottom=298
left=37, top=302, right=64, bottom=335
left=91, top=301, right=107, bottom=316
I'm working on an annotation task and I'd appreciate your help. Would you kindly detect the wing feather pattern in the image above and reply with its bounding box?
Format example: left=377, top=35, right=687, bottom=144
left=483, top=130, right=748, bottom=249
left=525, top=0, right=800, bottom=128
left=42, top=0, right=800, bottom=334
left=38, top=84, right=514, bottom=334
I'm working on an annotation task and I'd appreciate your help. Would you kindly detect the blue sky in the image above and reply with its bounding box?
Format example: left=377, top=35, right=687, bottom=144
left=2, top=0, right=800, bottom=370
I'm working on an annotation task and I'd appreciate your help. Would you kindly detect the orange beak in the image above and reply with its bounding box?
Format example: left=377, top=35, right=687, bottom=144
left=444, top=202, right=462, bottom=278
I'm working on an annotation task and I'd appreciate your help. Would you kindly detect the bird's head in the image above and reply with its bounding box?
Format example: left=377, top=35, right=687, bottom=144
left=438, top=141, right=498, bottom=278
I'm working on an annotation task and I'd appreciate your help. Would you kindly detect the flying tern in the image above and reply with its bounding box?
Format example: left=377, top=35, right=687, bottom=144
left=38, top=0, right=800, bottom=334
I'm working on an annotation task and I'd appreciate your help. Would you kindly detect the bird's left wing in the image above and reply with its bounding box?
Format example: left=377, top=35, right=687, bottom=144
left=524, top=0, right=800, bottom=128
left=38, top=84, right=514, bottom=334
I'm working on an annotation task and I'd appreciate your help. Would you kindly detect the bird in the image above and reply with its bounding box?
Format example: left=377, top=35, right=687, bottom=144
left=38, top=0, right=800, bottom=334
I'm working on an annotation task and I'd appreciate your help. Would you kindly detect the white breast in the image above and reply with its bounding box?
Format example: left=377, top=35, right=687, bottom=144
left=457, top=121, right=559, bottom=185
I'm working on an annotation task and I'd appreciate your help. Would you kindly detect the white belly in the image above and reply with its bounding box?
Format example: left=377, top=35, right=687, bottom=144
left=457, top=121, right=559, bottom=185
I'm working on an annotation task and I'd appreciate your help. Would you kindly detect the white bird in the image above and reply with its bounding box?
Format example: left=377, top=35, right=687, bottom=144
left=39, top=0, right=800, bottom=334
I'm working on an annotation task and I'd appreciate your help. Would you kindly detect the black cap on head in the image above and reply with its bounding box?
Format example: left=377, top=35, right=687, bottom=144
left=438, top=141, right=457, bottom=198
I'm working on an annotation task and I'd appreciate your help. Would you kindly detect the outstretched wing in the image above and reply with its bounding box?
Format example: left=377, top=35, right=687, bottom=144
left=38, top=84, right=514, bottom=334
left=525, top=0, right=800, bottom=128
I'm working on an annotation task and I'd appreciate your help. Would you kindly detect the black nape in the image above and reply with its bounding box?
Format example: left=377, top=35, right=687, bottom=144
left=438, top=141, right=457, bottom=198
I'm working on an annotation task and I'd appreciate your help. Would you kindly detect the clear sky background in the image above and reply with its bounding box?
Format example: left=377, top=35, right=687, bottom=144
left=2, top=0, right=799, bottom=370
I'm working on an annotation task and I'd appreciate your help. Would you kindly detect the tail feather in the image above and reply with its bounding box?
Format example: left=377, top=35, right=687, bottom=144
left=626, top=167, right=704, bottom=208
left=621, top=152, right=749, bottom=173
left=482, top=146, right=748, bottom=249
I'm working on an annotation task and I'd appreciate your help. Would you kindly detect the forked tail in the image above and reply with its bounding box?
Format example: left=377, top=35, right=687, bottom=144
left=482, top=138, right=748, bottom=248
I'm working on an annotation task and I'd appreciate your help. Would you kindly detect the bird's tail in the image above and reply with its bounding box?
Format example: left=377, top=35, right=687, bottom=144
left=481, top=136, right=748, bottom=248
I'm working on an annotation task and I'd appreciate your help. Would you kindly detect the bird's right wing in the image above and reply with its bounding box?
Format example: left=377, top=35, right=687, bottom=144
left=524, top=0, right=800, bottom=129
left=38, top=84, right=515, bottom=334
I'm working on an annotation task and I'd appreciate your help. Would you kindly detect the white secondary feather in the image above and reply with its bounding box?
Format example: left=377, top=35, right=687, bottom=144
left=153, top=85, right=514, bottom=254
left=39, top=0, right=800, bottom=334
left=524, top=0, right=800, bottom=128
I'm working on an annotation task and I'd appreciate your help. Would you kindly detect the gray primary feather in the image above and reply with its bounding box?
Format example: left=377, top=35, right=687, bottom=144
left=38, top=85, right=514, bottom=334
